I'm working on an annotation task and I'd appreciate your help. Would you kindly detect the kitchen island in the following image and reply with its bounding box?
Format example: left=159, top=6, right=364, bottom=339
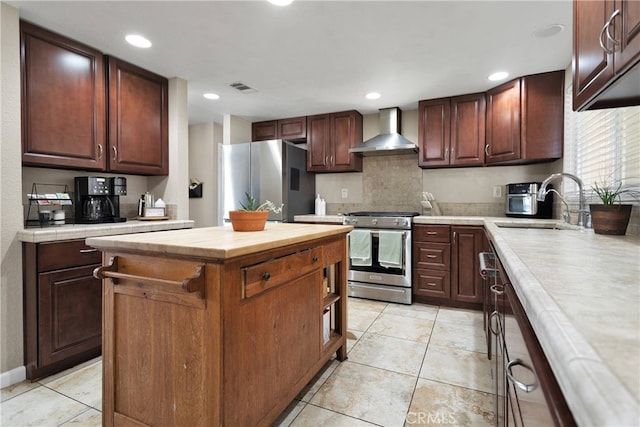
left=86, top=223, right=351, bottom=427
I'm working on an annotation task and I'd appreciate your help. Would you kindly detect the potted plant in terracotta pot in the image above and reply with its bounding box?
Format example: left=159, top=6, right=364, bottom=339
left=590, top=181, right=636, bottom=235
left=229, top=192, right=283, bottom=231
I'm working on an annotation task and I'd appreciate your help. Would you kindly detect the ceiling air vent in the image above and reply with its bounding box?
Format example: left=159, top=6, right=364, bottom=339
left=228, top=81, right=257, bottom=94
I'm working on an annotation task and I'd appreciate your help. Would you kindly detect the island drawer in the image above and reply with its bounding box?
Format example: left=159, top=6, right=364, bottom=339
left=243, top=246, right=323, bottom=298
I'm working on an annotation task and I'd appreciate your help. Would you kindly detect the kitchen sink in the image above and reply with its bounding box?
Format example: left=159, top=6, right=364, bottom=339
left=494, top=221, right=581, bottom=231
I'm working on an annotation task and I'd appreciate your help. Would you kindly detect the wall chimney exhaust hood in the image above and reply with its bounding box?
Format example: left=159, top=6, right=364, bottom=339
left=350, top=107, right=418, bottom=156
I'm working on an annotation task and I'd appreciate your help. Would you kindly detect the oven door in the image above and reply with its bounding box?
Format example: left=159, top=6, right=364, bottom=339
left=347, top=229, right=411, bottom=288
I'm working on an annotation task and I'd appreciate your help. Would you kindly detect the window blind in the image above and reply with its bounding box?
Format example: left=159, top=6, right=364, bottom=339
left=564, top=85, right=640, bottom=203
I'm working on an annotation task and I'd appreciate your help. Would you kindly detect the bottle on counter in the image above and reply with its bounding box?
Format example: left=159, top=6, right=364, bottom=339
left=319, top=198, right=326, bottom=216
left=315, top=194, right=321, bottom=215
left=138, top=194, right=145, bottom=217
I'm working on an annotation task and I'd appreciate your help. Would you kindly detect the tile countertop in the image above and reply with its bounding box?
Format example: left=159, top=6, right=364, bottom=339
left=17, top=219, right=195, bottom=243
left=415, top=216, right=640, bottom=426
left=296, top=214, right=639, bottom=424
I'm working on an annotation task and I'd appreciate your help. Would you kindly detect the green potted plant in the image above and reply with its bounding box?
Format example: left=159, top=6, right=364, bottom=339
left=589, top=181, right=635, bottom=235
left=229, top=193, right=283, bottom=231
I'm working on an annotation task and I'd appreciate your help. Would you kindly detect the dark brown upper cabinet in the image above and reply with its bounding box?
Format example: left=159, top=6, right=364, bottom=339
left=20, top=22, right=169, bottom=175
left=307, top=110, right=363, bottom=173
left=252, top=116, right=307, bottom=141
left=20, top=21, right=107, bottom=170
left=486, top=71, right=564, bottom=165
left=418, top=93, right=486, bottom=168
left=573, top=0, right=640, bottom=111
left=107, top=57, right=169, bottom=175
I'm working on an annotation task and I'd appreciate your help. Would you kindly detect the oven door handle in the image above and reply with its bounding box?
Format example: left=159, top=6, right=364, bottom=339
left=349, top=283, right=408, bottom=294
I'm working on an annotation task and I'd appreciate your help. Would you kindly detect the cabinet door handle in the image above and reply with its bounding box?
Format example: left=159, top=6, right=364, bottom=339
left=445, top=148, right=449, bottom=159
left=600, top=9, right=621, bottom=54
left=79, top=248, right=98, bottom=253
left=506, top=358, right=539, bottom=393
left=490, top=284, right=504, bottom=295
left=98, top=144, right=103, bottom=160
left=489, top=310, right=500, bottom=335
left=484, top=144, right=490, bottom=156
left=112, top=146, right=118, bottom=161
left=453, top=231, right=457, bottom=243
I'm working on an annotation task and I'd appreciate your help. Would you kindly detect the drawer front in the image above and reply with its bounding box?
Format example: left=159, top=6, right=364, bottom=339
left=413, top=268, right=450, bottom=298
left=414, top=242, right=451, bottom=270
left=413, top=224, right=451, bottom=243
left=38, top=239, right=102, bottom=272
left=243, top=247, right=323, bottom=298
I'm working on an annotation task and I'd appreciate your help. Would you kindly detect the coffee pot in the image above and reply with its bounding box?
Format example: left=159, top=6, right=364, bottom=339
left=83, top=196, right=103, bottom=220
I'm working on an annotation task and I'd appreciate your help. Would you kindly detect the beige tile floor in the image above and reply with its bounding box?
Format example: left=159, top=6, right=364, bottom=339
left=1, top=298, right=495, bottom=427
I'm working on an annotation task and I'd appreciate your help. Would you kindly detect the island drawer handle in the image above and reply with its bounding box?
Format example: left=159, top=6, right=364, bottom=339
left=79, top=248, right=98, bottom=253
left=506, top=358, right=539, bottom=393
left=94, top=256, right=206, bottom=299
left=426, top=231, right=438, bottom=235
left=426, top=254, right=437, bottom=259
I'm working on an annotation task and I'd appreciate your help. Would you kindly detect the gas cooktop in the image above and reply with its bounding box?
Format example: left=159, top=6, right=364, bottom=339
left=347, top=211, right=420, bottom=217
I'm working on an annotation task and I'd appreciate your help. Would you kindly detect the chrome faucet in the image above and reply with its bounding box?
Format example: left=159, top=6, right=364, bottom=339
left=537, top=173, right=590, bottom=227
left=546, top=189, right=570, bottom=223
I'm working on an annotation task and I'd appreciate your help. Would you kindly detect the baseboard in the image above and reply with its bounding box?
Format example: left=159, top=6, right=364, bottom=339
left=0, top=365, right=26, bottom=388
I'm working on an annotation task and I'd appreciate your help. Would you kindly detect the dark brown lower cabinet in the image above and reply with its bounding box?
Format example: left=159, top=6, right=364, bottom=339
left=413, top=225, right=486, bottom=309
left=490, top=255, right=576, bottom=426
left=23, top=239, right=102, bottom=380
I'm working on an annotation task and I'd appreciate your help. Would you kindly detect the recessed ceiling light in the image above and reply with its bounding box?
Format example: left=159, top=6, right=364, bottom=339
left=203, top=93, right=220, bottom=100
left=534, top=24, right=565, bottom=38
left=365, top=92, right=381, bottom=100
left=268, top=0, right=293, bottom=6
left=125, top=34, right=152, bottom=48
left=488, top=71, right=509, bottom=82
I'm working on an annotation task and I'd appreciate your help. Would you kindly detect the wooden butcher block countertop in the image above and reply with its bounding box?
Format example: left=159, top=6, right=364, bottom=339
left=86, top=223, right=353, bottom=260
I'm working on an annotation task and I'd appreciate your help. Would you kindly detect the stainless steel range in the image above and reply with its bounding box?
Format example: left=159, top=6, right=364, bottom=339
left=343, top=211, right=419, bottom=304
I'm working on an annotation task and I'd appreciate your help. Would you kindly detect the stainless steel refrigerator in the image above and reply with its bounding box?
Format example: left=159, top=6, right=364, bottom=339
left=218, top=139, right=315, bottom=223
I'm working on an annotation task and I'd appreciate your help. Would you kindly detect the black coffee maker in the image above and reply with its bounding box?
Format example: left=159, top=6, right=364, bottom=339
left=74, top=176, right=127, bottom=223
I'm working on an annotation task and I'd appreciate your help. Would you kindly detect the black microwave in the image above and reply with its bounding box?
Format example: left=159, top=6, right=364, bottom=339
left=505, top=182, right=553, bottom=218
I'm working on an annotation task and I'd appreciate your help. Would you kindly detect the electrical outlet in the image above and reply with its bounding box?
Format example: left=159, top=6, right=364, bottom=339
left=341, top=188, right=348, bottom=199
left=493, top=185, right=503, bottom=198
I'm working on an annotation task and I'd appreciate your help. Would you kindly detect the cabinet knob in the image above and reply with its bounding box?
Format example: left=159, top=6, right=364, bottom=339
left=262, top=272, right=271, bottom=281
left=312, top=256, right=319, bottom=263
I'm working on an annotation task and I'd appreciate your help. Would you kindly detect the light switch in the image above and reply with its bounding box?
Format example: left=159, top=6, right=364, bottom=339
left=341, top=188, right=348, bottom=199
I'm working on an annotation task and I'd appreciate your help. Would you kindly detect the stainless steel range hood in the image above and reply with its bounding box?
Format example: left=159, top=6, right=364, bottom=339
left=350, top=107, right=418, bottom=156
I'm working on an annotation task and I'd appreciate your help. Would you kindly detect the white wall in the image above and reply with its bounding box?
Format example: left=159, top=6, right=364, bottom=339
left=1, top=2, right=26, bottom=384
left=189, top=122, right=222, bottom=227
left=149, top=77, right=189, bottom=219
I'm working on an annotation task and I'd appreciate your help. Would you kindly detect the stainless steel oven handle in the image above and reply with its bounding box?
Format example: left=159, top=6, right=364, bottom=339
left=349, top=283, right=408, bottom=294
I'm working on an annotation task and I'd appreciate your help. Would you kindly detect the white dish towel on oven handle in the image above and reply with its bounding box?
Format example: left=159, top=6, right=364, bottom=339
left=348, top=230, right=372, bottom=266
left=378, top=231, right=403, bottom=268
